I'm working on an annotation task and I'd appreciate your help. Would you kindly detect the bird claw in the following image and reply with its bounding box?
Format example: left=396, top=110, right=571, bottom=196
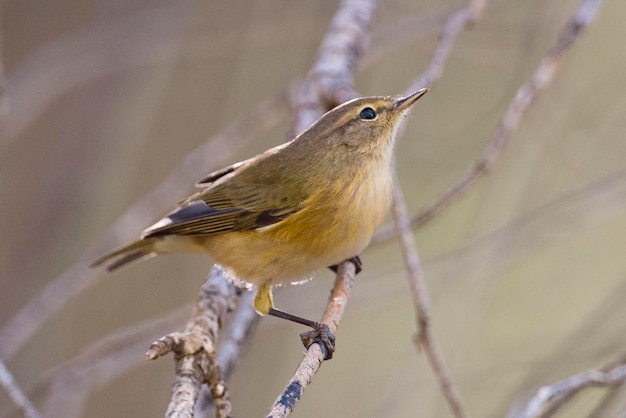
left=300, top=323, right=335, bottom=360
left=328, top=255, right=362, bottom=275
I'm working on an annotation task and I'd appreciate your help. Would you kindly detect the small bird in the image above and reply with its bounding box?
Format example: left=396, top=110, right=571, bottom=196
left=92, top=88, right=428, bottom=359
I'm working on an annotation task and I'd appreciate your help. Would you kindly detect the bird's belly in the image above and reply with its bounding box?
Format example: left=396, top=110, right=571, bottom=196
left=201, top=204, right=386, bottom=285
left=200, top=222, right=369, bottom=285
left=199, top=171, right=391, bottom=286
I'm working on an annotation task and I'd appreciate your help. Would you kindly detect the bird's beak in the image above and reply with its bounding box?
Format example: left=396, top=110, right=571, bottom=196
left=394, top=88, right=429, bottom=111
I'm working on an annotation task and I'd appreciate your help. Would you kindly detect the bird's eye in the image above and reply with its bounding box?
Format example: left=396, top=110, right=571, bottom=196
left=359, top=107, right=377, bottom=120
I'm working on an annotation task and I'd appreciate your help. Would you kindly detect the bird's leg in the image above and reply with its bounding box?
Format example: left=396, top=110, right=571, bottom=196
left=267, top=307, right=335, bottom=360
left=253, top=280, right=275, bottom=316
left=255, top=281, right=335, bottom=360
left=328, top=255, right=362, bottom=274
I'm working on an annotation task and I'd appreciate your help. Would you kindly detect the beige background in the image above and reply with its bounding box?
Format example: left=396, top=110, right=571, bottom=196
left=2, top=0, right=626, bottom=417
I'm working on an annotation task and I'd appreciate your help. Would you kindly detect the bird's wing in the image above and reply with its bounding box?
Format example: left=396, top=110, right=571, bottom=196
left=194, top=141, right=290, bottom=187
left=144, top=141, right=307, bottom=237
left=142, top=182, right=303, bottom=238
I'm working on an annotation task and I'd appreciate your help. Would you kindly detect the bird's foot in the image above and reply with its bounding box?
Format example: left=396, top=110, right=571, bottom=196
left=328, top=255, right=362, bottom=275
left=300, top=322, right=336, bottom=360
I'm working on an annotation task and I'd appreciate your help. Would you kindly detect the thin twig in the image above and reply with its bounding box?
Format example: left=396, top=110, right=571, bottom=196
left=399, top=1, right=602, bottom=414
left=374, top=0, right=601, bottom=244
left=0, top=359, right=42, bottom=418
left=538, top=353, right=626, bottom=417
left=147, top=266, right=240, bottom=418
left=391, top=174, right=467, bottom=418
left=514, top=355, right=626, bottom=418
left=380, top=1, right=488, bottom=415
left=405, top=0, right=486, bottom=94
left=387, top=0, right=603, bottom=415
left=195, top=292, right=259, bottom=417
left=373, top=0, right=488, bottom=243
left=266, top=261, right=356, bottom=418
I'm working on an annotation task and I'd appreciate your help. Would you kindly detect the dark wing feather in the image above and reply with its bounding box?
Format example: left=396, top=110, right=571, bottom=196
left=232, top=207, right=297, bottom=231
left=143, top=185, right=301, bottom=237
left=142, top=200, right=241, bottom=237
left=146, top=145, right=307, bottom=237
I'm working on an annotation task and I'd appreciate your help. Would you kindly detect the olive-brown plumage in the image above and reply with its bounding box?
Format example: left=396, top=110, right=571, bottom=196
left=92, top=88, right=428, bottom=358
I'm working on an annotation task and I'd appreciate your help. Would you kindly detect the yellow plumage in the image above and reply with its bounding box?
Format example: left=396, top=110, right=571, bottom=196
left=92, top=90, right=428, bottom=357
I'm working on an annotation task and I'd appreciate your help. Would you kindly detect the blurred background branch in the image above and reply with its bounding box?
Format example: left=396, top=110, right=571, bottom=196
left=512, top=353, right=626, bottom=418
left=375, top=0, right=603, bottom=244
left=146, top=266, right=240, bottom=418
left=0, top=360, right=41, bottom=418
left=392, top=175, right=467, bottom=418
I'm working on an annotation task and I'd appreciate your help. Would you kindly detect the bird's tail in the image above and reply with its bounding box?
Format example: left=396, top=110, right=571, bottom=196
left=91, top=237, right=159, bottom=272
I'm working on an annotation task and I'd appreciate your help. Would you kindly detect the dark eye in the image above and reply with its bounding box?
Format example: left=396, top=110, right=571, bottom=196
left=359, top=107, right=376, bottom=120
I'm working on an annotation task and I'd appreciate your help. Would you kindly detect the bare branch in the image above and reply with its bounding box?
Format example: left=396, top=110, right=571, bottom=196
left=405, top=0, right=486, bottom=95
left=376, top=1, right=489, bottom=413
left=195, top=292, right=259, bottom=417
left=266, top=261, right=356, bottom=418
left=147, top=266, right=240, bottom=418
left=384, top=1, right=604, bottom=416
left=390, top=2, right=604, bottom=415
left=373, top=0, right=489, bottom=243
left=0, top=359, right=42, bottom=418
left=513, top=355, right=626, bottom=418
left=373, top=0, right=602, bottom=243
left=391, top=175, right=467, bottom=418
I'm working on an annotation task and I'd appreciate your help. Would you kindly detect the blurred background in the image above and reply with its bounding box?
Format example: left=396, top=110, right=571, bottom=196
left=2, top=0, right=626, bottom=417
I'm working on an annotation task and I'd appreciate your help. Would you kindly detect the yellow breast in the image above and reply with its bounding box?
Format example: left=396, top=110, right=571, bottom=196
left=201, top=161, right=392, bottom=285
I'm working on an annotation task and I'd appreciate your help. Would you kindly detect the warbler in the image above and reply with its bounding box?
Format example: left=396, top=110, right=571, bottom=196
left=92, top=88, right=428, bottom=359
